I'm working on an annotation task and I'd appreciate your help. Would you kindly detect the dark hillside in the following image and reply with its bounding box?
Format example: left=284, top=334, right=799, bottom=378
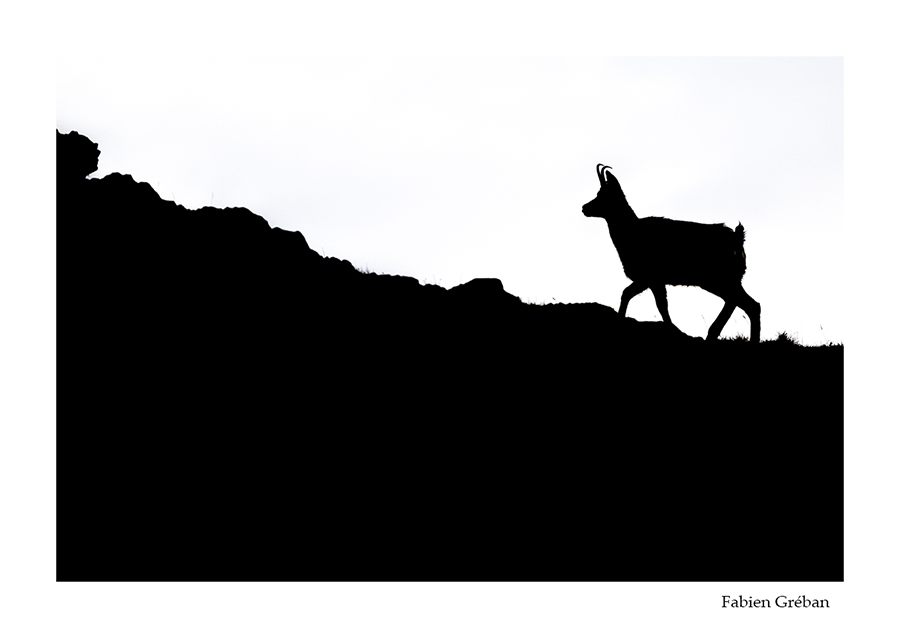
left=57, top=130, right=843, bottom=582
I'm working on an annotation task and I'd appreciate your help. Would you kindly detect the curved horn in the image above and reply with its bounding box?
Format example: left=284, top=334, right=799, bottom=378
left=596, top=163, right=613, bottom=182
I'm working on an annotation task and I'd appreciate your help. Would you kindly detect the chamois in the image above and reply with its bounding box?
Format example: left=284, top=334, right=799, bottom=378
left=582, top=164, right=761, bottom=343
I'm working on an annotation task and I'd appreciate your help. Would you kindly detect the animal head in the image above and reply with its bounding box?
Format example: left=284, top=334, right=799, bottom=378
left=582, top=164, right=627, bottom=219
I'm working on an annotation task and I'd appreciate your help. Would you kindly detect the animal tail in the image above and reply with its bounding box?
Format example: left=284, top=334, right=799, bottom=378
left=734, top=222, right=747, bottom=278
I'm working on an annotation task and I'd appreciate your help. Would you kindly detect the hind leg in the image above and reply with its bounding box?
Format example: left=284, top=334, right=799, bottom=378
left=707, top=301, right=736, bottom=341
left=735, top=286, right=761, bottom=343
left=706, top=284, right=761, bottom=343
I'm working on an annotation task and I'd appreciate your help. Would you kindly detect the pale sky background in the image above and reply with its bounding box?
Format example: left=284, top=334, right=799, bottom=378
left=57, top=56, right=842, bottom=343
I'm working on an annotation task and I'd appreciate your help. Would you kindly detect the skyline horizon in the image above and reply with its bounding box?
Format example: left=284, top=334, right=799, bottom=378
left=57, top=59, right=842, bottom=346
left=57, top=57, right=842, bottom=345
left=59, top=124, right=839, bottom=345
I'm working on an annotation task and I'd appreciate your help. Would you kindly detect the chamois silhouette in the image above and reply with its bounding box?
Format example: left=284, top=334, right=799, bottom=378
left=582, top=164, right=761, bottom=342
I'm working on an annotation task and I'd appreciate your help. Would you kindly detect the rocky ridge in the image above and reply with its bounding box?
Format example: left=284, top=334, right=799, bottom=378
left=56, top=129, right=843, bottom=583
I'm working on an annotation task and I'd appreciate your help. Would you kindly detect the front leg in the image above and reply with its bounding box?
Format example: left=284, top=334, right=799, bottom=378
left=619, top=282, right=648, bottom=317
left=650, top=285, right=672, bottom=324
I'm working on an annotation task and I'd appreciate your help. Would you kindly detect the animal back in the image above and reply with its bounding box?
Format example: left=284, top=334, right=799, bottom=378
left=615, top=217, right=746, bottom=285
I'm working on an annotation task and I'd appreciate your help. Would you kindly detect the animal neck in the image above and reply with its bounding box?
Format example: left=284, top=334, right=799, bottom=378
left=606, top=207, right=638, bottom=256
left=606, top=204, right=638, bottom=231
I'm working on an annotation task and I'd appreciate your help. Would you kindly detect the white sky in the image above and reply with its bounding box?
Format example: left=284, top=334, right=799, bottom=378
left=57, top=56, right=842, bottom=343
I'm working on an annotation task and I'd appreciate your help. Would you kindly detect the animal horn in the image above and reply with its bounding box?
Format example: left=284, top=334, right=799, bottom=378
left=596, top=164, right=613, bottom=182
